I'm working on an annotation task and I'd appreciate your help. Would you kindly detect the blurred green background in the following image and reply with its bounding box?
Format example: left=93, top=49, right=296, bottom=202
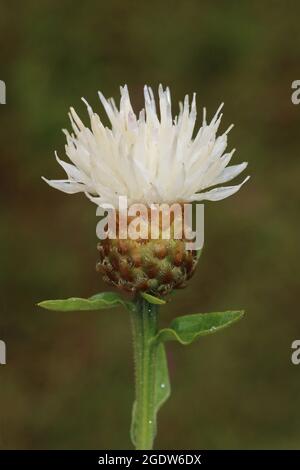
left=1, top=0, right=300, bottom=449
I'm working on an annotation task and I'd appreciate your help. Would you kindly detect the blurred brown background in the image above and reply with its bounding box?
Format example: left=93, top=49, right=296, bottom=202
left=1, top=0, right=300, bottom=449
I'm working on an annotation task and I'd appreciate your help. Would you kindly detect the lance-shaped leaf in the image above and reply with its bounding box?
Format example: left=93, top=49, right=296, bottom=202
left=152, top=310, right=244, bottom=345
left=37, top=291, right=135, bottom=312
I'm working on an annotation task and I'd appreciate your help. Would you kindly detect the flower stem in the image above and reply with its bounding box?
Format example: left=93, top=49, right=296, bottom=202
left=130, top=297, right=159, bottom=450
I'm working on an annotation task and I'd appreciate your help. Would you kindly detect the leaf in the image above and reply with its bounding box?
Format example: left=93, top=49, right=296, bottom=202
left=37, top=291, right=135, bottom=313
left=140, top=292, right=166, bottom=305
left=130, top=342, right=170, bottom=447
left=154, top=343, right=171, bottom=413
left=153, top=310, right=244, bottom=345
left=130, top=401, right=138, bottom=448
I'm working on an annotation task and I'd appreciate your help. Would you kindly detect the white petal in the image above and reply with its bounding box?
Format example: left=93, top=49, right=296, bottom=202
left=190, top=176, right=250, bottom=202
left=42, top=177, right=86, bottom=194
left=84, top=192, right=104, bottom=205
left=98, top=91, right=117, bottom=126
left=214, top=162, right=248, bottom=185
left=81, top=97, right=94, bottom=118
left=55, top=151, right=86, bottom=182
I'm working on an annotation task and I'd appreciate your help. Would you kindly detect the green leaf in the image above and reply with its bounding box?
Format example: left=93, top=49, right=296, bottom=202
left=37, top=291, right=135, bottom=313
left=140, top=292, right=166, bottom=305
left=150, top=343, right=171, bottom=442
left=130, top=342, right=170, bottom=447
left=130, top=401, right=138, bottom=448
left=153, top=310, right=244, bottom=345
left=154, top=343, right=171, bottom=414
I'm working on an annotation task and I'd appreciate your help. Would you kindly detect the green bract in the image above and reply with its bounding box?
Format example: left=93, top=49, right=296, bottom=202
left=140, top=292, right=167, bottom=305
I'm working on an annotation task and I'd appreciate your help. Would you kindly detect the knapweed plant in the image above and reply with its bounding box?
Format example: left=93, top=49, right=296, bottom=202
left=39, top=85, right=249, bottom=449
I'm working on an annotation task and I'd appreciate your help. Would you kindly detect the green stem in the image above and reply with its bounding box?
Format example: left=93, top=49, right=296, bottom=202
left=130, top=297, right=159, bottom=450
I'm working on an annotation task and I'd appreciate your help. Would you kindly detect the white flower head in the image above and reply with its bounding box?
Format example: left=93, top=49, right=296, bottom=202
left=43, top=85, right=249, bottom=208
